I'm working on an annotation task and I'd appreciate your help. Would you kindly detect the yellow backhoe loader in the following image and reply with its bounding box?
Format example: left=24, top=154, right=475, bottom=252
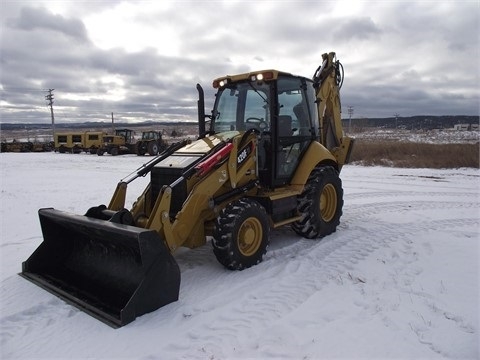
left=21, top=52, right=354, bottom=328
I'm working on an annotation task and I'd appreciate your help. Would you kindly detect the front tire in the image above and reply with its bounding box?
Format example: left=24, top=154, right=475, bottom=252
left=137, top=142, right=147, bottom=156
left=292, top=166, right=343, bottom=239
left=212, top=198, right=270, bottom=270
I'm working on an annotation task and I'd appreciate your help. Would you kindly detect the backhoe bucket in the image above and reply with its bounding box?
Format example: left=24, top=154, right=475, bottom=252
left=21, top=208, right=180, bottom=328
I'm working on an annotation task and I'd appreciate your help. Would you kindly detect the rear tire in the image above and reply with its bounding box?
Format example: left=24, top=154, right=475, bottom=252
left=212, top=198, right=270, bottom=270
left=292, top=166, right=343, bottom=239
left=148, top=142, right=159, bottom=156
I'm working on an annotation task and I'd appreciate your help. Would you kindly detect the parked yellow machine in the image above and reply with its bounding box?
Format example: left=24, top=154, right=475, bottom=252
left=22, top=52, right=354, bottom=327
left=83, top=131, right=106, bottom=154
left=54, top=132, right=79, bottom=153
left=54, top=131, right=106, bottom=153
left=96, top=128, right=137, bottom=156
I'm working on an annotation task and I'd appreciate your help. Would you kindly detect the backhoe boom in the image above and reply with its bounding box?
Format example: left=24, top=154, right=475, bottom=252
left=314, top=52, right=354, bottom=168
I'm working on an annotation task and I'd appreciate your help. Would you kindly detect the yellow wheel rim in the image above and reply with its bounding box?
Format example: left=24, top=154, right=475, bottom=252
left=238, top=217, right=263, bottom=257
left=320, top=183, right=337, bottom=222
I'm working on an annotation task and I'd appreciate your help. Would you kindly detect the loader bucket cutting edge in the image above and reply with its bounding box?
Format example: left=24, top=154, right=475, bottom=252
left=20, top=208, right=181, bottom=328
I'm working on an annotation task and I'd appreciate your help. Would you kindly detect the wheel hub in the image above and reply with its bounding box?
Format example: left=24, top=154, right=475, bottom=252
left=320, top=183, right=337, bottom=222
left=238, top=217, right=262, bottom=257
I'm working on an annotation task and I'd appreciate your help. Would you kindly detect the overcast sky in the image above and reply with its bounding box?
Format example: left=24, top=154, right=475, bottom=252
left=1, top=0, right=479, bottom=125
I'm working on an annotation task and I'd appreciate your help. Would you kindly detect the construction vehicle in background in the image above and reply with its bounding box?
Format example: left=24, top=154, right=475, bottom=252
left=1, top=137, right=53, bottom=153
left=83, top=131, right=106, bottom=154
left=1, top=140, right=31, bottom=152
left=97, top=128, right=137, bottom=156
left=31, top=141, right=54, bottom=152
left=136, top=130, right=167, bottom=156
left=54, top=132, right=83, bottom=153
left=21, top=52, right=354, bottom=328
left=54, top=131, right=105, bottom=154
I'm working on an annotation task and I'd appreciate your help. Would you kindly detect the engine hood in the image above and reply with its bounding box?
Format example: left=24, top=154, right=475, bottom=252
left=176, top=131, right=240, bottom=155
left=153, top=131, right=241, bottom=170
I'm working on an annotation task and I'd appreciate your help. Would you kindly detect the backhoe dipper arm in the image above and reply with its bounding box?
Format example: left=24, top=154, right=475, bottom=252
left=313, top=52, right=354, bottom=169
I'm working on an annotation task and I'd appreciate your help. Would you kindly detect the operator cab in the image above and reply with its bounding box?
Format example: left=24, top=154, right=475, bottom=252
left=210, top=71, right=318, bottom=187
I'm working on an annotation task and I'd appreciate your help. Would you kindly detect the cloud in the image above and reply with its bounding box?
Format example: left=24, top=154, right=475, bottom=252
left=8, top=6, right=89, bottom=42
left=0, top=1, right=478, bottom=125
left=333, top=17, right=381, bottom=41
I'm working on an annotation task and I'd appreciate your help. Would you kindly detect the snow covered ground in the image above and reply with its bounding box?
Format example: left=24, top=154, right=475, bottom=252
left=0, top=152, right=478, bottom=359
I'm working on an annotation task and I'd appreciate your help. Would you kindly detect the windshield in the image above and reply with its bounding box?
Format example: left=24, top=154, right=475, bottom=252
left=212, top=81, right=271, bottom=133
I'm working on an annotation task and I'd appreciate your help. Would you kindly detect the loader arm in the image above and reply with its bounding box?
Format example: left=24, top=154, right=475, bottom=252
left=314, top=52, right=354, bottom=169
left=147, top=132, right=258, bottom=252
left=107, top=140, right=191, bottom=211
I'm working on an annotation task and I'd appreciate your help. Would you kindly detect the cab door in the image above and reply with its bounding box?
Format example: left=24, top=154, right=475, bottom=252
left=272, top=76, right=315, bottom=186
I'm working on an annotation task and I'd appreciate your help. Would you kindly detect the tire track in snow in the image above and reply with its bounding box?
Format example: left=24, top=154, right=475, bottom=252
left=343, top=198, right=478, bottom=234
left=346, top=199, right=479, bottom=217
left=343, top=216, right=478, bottom=357
left=0, top=298, right=78, bottom=356
left=152, top=194, right=479, bottom=358
left=259, top=216, right=478, bottom=358
left=347, top=190, right=475, bottom=201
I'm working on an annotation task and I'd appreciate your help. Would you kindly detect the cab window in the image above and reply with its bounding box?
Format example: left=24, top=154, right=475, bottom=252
left=274, top=76, right=313, bottom=182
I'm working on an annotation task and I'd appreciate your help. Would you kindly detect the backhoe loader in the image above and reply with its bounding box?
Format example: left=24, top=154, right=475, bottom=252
left=21, top=52, right=354, bottom=328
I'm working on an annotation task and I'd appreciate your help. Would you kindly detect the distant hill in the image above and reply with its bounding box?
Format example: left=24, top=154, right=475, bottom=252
left=0, top=121, right=198, bottom=131
left=1, top=116, right=478, bottom=131
left=343, top=115, right=479, bottom=131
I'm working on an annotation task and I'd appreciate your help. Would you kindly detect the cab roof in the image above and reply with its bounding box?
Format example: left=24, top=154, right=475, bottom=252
left=212, top=69, right=310, bottom=88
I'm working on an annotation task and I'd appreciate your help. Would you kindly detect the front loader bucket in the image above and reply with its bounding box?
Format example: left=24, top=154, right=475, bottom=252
left=21, top=208, right=180, bottom=328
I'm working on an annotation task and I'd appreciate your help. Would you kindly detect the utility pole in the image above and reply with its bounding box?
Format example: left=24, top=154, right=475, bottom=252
left=45, top=89, right=55, bottom=141
left=348, top=106, right=354, bottom=133
left=394, top=113, right=400, bottom=129
left=111, top=112, right=115, bottom=134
